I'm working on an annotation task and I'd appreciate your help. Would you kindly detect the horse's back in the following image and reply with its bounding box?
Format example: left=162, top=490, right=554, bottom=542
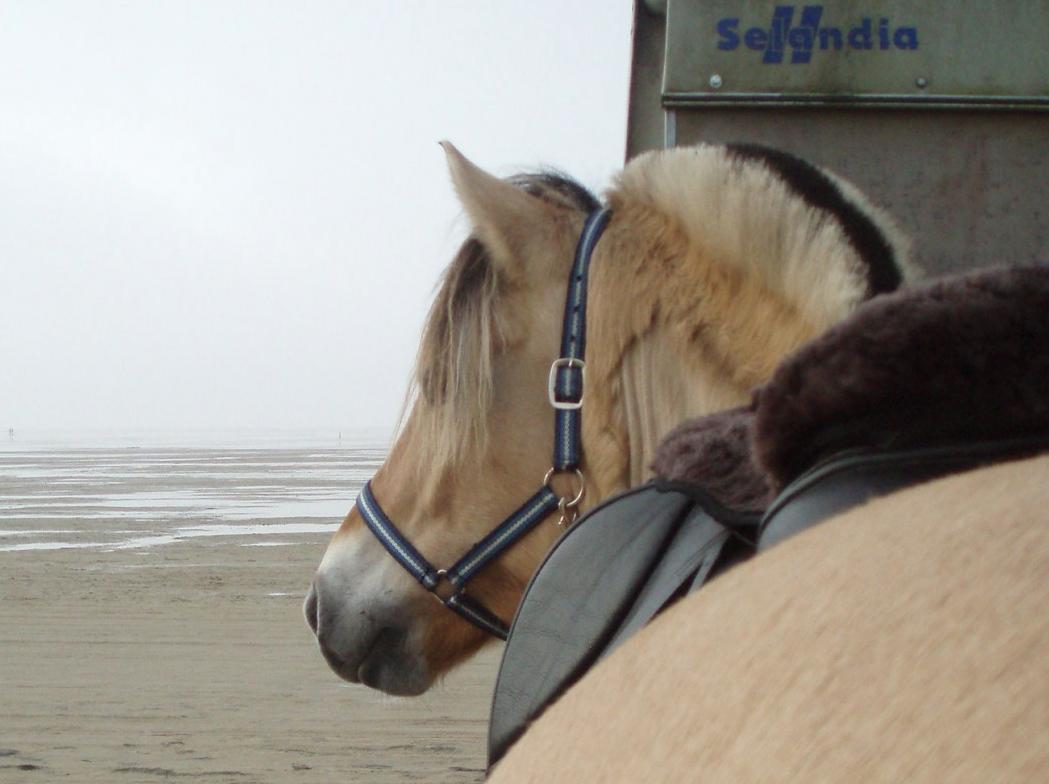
left=490, top=453, right=1049, bottom=783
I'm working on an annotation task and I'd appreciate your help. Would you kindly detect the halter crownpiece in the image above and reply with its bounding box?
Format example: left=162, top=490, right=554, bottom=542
left=355, top=208, right=612, bottom=640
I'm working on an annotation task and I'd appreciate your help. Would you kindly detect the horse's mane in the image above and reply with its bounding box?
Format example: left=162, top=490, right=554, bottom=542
left=609, top=143, right=913, bottom=327
left=408, top=145, right=911, bottom=473
left=411, top=172, right=599, bottom=471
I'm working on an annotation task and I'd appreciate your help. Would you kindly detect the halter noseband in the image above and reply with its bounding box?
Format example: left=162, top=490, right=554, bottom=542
left=355, top=208, right=612, bottom=640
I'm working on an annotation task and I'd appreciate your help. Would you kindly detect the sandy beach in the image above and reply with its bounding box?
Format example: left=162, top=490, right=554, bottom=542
left=0, top=438, right=497, bottom=783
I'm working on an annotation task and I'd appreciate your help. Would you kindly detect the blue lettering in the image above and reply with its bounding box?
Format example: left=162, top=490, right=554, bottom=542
left=787, top=27, right=812, bottom=49
left=716, top=18, right=740, bottom=50
left=848, top=18, right=873, bottom=49
left=818, top=27, right=843, bottom=50
left=762, top=6, right=794, bottom=64
left=790, top=5, right=823, bottom=64
left=714, top=7, right=919, bottom=64
left=894, top=27, right=919, bottom=49
left=745, top=27, right=769, bottom=51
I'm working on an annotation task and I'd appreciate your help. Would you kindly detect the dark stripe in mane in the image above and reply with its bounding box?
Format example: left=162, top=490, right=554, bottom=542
left=725, top=144, right=902, bottom=296
left=508, top=171, right=601, bottom=215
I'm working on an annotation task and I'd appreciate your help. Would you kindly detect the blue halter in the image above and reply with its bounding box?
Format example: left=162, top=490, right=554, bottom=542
left=355, top=208, right=612, bottom=640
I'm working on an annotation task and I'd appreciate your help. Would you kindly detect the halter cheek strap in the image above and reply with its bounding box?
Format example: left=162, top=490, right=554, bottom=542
left=355, top=208, right=612, bottom=640
left=552, top=208, right=611, bottom=470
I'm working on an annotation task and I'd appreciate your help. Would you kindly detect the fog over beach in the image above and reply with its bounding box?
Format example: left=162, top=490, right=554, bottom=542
left=0, top=430, right=498, bottom=782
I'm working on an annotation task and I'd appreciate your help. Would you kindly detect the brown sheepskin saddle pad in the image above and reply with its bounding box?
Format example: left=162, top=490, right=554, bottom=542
left=487, top=265, right=1049, bottom=767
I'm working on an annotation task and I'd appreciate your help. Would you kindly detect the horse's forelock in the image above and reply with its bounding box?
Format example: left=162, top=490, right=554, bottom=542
left=410, top=236, right=500, bottom=473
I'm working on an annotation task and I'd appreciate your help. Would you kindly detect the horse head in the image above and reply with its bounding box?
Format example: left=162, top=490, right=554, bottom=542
left=306, top=142, right=912, bottom=695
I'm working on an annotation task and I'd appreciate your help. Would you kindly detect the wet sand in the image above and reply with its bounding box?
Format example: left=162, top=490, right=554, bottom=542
left=0, top=445, right=497, bottom=783
left=0, top=531, right=498, bottom=783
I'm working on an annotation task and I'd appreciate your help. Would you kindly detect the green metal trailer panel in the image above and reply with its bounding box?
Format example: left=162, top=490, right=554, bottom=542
left=664, top=1, right=1049, bottom=109
left=627, top=1, right=1049, bottom=275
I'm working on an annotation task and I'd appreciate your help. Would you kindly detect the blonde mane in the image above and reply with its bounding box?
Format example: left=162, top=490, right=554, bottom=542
left=610, top=144, right=912, bottom=327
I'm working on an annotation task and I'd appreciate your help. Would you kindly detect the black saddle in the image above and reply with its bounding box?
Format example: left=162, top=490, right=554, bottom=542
left=488, top=265, right=1049, bottom=768
left=487, top=432, right=1049, bottom=766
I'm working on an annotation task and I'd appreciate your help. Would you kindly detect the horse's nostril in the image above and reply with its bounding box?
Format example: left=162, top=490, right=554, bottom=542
left=304, top=583, right=320, bottom=635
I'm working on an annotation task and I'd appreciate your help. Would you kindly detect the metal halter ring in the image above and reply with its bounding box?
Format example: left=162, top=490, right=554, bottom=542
left=431, top=568, right=460, bottom=604
left=543, top=467, right=585, bottom=508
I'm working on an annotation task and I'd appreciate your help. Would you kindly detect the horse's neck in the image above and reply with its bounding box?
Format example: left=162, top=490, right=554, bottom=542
left=582, top=205, right=832, bottom=500
left=618, top=326, right=749, bottom=487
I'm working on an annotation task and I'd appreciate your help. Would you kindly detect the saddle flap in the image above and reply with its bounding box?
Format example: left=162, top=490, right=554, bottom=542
left=600, top=507, right=731, bottom=658
left=488, top=485, right=693, bottom=764
left=488, top=483, right=749, bottom=767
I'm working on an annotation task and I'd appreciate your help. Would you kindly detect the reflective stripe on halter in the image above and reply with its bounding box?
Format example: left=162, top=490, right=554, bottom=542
left=355, top=208, right=612, bottom=640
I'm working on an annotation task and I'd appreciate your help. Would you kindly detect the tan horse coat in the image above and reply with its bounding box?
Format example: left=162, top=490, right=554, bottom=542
left=491, top=454, right=1049, bottom=782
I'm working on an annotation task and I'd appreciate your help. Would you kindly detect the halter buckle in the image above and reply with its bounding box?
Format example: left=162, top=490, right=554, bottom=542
left=548, top=358, right=586, bottom=410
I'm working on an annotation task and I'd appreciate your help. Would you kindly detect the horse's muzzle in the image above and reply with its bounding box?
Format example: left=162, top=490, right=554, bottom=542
left=304, top=576, right=430, bottom=695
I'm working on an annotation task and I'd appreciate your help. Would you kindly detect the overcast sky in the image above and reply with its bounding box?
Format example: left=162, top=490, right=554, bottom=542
left=0, top=2, right=633, bottom=433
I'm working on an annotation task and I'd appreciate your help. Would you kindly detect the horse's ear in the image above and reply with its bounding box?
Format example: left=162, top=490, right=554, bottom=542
left=440, top=141, right=560, bottom=279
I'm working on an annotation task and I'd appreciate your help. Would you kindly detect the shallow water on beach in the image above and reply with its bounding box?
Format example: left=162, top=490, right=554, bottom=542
left=0, top=429, right=389, bottom=552
left=0, top=428, right=495, bottom=783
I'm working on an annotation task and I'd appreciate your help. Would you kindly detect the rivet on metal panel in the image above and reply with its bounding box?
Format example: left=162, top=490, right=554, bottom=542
left=915, top=77, right=928, bottom=89
left=709, top=74, right=723, bottom=89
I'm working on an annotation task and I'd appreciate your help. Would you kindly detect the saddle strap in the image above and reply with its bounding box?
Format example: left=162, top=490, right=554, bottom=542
left=760, top=432, right=1049, bottom=552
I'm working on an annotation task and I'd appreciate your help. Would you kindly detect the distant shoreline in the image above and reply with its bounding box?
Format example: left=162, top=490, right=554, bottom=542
left=0, top=426, right=394, bottom=451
